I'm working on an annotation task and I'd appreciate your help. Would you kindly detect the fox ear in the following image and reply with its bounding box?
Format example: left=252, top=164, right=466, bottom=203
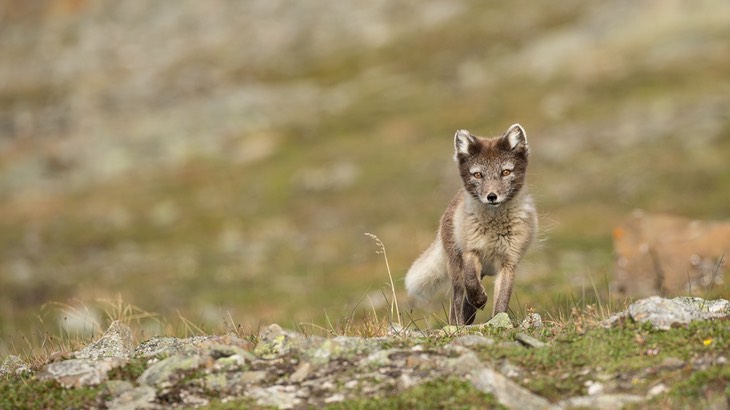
left=454, top=129, right=478, bottom=160
left=503, top=123, right=528, bottom=151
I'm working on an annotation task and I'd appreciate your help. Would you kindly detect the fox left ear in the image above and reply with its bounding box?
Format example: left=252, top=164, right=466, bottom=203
left=503, top=123, right=528, bottom=151
left=454, top=129, right=478, bottom=161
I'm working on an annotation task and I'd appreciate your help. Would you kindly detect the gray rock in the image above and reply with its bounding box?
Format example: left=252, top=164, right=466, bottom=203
left=486, top=312, right=514, bottom=329
left=499, top=360, right=525, bottom=380
left=0, top=355, right=31, bottom=376
left=107, top=385, right=157, bottom=410
left=137, top=354, right=203, bottom=387
left=134, top=335, right=218, bottom=358
left=234, top=370, right=268, bottom=385
left=254, top=323, right=307, bottom=359
left=39, top=358, right=124, bottom=387
left=289, top=362, right=312, bottom=383
left=358, top=349, right=399, bottom=368
left=521, top=313, right=544, bottom=329
left=75, top=320, right=134, bottom=360
left=605, top=296, right=730, bottom=330
left=515, top=333, right=546, bottom=348
left=106, top=380, right=135, bottom=396
left=471, top=367, right=558, bottom=410
left=445, top=351, right=484, bottom=376
left=558, top=393, right=643, bottom=410
left=660, top=357, right=685, bottom=370
left=450, top=334, right=495, bottom=348
left=203, top=373, right=229, bottom=392
left=303, top=336, right=381, bottom=365
left=247, top=385, right=302, bottom=410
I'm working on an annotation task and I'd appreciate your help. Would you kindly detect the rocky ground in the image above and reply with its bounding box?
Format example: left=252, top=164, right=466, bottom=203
left=1, top=1, right=729, bottom=341
left=2, top=296, right=729, bottom=409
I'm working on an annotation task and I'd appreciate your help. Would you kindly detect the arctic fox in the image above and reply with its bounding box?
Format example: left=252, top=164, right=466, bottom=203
left=405, top=124, right=537, bottom=325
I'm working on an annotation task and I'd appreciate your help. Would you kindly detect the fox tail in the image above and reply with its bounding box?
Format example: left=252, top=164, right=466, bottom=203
left=405, top=238, right=449, bottom=307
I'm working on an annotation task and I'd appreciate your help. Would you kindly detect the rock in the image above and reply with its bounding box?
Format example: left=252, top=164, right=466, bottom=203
left=75, top=321, right=134, bottom=360
left=515, top=333, right=546, bottom=348
left=39, top=358, right=124, bottom=388
left=660, top=357, right=685, bottom=370
left=0, top=355, right=31, bottom=376
left=471, top=367, right=558, bottom=410
left=134, top=335, right=219, bottom=358
left=445, top=351, right=484, bottom=376
left=243, top=370, right=270, bottom=383
left=558, top=393, right=643, bottom=410
left=521, top=313, right=544, bottom=329
left=359, top=349, right=398, bottom=368
left=647, top=383, right=668, bottom=398
left=450, top=335, right=495, bottom=348
left=585, top=380, right=604, bottom=395
left=254, top=323, right=307, bottom=359
left=137, top=354, right=203, bottom=387
left=486, top=313, right=514, bottom=329
left=499, top=361, right=525, bottom=380
left=613, top=212, right=730, bottom=297
left=105, top=380, right=135, bottom=396
left=203, top=373, right=229, bottom=392
left=290, top=362, right=312, bottom=383
left=605, top=296, right=730, bottom=330
left=107, top=385, right=157, bottom=410
left=247, top=385, right=302, bottom=410
left=303, top=336, right=381, bottom=365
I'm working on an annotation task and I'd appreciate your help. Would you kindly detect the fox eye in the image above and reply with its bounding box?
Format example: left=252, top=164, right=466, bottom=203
left=472, top=172, right=483, bottom=179
left=501, top=169, right=512, bottom=177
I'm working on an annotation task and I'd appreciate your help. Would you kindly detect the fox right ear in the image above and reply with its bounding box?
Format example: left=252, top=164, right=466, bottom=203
left=454, top=129, right=478, bottom=161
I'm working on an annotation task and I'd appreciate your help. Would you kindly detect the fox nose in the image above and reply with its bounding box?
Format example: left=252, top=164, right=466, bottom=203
left=486, top=193, right=498, bottom=202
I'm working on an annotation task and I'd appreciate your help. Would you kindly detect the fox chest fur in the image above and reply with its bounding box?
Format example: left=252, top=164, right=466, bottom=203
left=448, top=190, right=536, bottom=277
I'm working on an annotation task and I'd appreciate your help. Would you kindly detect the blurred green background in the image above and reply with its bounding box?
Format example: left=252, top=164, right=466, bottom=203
left=1, top=0, right=729, bottom=350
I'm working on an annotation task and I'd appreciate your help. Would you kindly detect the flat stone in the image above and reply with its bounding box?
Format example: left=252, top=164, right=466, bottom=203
left=105, top=380, right=135, bottom=396
left=39, top=358, right=124, bottom=388
left=303, top=336, right=380, bottom=364
left=558, top=393, right=643, bottom=410
left=289, top=362, right=312, bottom=383
left=137, top=354, right=202, bottom=387
left=107, top=385, right=157, bottom=410
left=247, top=385, right=302, bottom=409
left=471, top=367, right=557, bottom=410
left=134, top=335, right=218, bottom=358
left=450, top=335, right=495, bottom=348
left=235, top=370, right=268, bottom=385
left=515, top=333, right=546, bottom=348
left=603, top=297, right=730, bottom=330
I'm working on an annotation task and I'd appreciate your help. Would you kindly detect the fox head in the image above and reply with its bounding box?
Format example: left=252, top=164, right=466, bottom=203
left=453, top=124, right=529, bottom=207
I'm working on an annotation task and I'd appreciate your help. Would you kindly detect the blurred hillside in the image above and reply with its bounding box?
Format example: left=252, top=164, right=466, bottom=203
left=1, top=0, right=729, bottom=345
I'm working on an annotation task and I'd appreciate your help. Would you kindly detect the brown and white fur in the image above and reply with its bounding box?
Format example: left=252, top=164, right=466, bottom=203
left=405, top=124, right=537, bottom=325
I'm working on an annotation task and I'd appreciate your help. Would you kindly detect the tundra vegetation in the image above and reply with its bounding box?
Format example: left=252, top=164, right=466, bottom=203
left=0, top=1, right=729, bottom=408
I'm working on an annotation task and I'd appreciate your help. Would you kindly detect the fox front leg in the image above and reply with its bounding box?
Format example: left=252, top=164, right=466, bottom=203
left=493, top=266, right=516, bottom=314
left=449, top=262, right=467, bottom=325
left=462, top=252, right=487, bottom=324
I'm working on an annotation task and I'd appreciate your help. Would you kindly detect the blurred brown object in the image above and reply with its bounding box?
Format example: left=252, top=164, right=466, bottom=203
left=613, top=211, right=728, bottom=297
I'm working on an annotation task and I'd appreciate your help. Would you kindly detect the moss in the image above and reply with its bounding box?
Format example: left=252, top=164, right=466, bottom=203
left=0, top=375, right=102, bottom=410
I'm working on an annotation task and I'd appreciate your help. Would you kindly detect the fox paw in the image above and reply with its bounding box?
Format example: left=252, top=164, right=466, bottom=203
left=467, top=290, right=488, bottom=310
